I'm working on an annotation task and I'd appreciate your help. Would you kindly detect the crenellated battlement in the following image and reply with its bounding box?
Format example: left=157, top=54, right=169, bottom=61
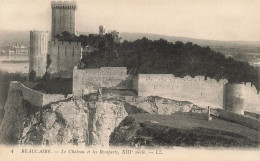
left=138, top=74, right=258, bottom=109
left=139, top=74, right=228, bottom=85
left=30, top=30, right=49, bottom=34
left=51, top=1, right=76, bottom=40
left=49, top=40, right=81, bottom=46
left=51, top=1, right=77, bottom=9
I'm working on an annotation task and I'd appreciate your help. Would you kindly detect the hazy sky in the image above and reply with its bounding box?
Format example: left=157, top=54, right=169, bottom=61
left=0, top=0, right=260, bottom=41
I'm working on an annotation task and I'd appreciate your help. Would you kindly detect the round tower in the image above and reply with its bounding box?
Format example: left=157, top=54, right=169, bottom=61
left=29, top=31, right=49, bottom=78
left=51, top=1, right=77, bottom=40
left=224, top=83, right=245, bottom=115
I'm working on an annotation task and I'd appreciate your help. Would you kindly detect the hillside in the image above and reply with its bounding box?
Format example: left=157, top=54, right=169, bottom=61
left=77, top=34, right=259, bottom=89
left=2, top=30, right=260, bottom=47
left=120, top=32, right=260, bottom=47
left=1, top=30, right=259, bottom=65
left=0, top=31, right=30, bottom=44
left=1, top=31, right=259, bottom=89
left=110, top=113, right=260, bottom=147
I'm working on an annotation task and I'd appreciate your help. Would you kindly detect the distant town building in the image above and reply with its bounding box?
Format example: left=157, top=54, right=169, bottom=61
left=8, top=50, right=15, bottom=55
left=0, top=44, right=29, bottom=56
left=0, top=49, right=15, bottom=56
left=14, top=46, right=29, bottom=55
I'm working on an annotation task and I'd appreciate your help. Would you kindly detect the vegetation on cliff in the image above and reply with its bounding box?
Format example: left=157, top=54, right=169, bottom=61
left=57, top=32, right=259, bottom=89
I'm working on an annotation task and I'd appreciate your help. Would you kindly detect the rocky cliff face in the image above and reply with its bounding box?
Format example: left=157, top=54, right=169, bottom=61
left=16, top=99, right=132, bottom=146
left=0, top=89, right=30, bottom=144
left=135, top=96, right=205, bottom=114
left=0, top=89, right=214, bottom=146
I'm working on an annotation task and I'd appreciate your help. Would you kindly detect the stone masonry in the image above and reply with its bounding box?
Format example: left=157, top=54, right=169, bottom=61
left=51, top=1, right=77, bottom=40
left=29, top=31, right=49, bottom=77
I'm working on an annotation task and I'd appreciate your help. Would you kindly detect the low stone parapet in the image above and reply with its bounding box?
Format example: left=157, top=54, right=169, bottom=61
left=211, top=108, right=260, bottom=131
left=9, top=81, right=68, bottom=107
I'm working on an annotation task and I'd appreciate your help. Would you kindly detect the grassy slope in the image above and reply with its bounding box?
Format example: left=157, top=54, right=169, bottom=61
left=110, top=113, right=260, bottom=147
left=133, top=113, right=259, bottom=142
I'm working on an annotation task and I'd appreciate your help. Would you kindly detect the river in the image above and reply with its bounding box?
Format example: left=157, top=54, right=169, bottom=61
left=0, top=55, right=29, bottom=73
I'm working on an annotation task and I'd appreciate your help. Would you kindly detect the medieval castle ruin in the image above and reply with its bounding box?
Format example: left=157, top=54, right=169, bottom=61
left=72, top=67, right=260, bottom=115
left=15, top=0, right=260, bottom=129
left=30, top=1, right=81, bottom=79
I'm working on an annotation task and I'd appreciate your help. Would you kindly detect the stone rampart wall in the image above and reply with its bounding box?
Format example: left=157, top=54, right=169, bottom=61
left=244, top=111, right=260, bottom=120
left=73, top=69, right=102, bottom=96
left=100, top=67, right=128, bottom=88
left=47, top=41, right=82, bottom=78
left=42, top=94, right=67, bottom=107
left=213, top=109, right=260, bottom=131
left=9, top=81, right=43, bottom=107
left=138, top=74, right=228, bottom=108
left=73, top=69, right=259, bottom=114
left=73, top=67, right=133, bottom=96
left=9, top=81, right=67, bottom=107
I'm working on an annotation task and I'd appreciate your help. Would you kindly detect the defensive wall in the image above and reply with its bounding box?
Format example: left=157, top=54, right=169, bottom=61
left=73, top=67, right=138, bottom=96
left=8, top=81, right=67, bottom=107
left=244, top=111, right=260, bottom=120
left=51, top=1, right=77, bottom=40
left=138, top=74, right=228, bottom=109
left=47, top=41, right=82, bottom=78
left=29, top=31, right=49, bottom=77
left=211, top=108, right=260, bottom=131
left=72, top=70, right=260, bottom=114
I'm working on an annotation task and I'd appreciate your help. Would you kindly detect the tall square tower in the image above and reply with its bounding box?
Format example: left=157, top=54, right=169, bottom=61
left=51, top=1, right=77, bottom=40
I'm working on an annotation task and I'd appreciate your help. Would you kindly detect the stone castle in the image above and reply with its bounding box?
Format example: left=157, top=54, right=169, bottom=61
left=2, top=0, right=260, bottom=147
left=30, top=1, right=81, bottom=79
left=72, top=67, right=260, bottom=115
left=28, top=1, right=259, bottom=116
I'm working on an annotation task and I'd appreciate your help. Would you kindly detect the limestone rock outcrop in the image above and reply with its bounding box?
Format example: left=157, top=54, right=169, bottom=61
left=136, top=96, right=205, bottom=114
left=0, top=89, right=216, bottom=146
left=0, top=90, right=29, bottom=144
left=17, top=100, right=131, bottom=146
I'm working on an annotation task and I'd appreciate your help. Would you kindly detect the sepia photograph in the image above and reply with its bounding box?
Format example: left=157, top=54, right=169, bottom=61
left=0, top=0, right=259, bottom=160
